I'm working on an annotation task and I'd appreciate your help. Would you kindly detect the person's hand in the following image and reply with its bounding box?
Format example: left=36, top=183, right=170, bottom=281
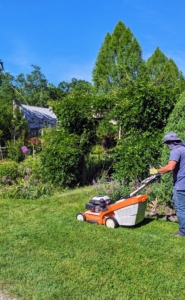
left=149, top=167, right=158, bottom=175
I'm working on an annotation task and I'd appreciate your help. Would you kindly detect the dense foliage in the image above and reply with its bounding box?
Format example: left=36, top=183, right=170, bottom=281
left=158, top=91, right=185, bottom=201
left=112, top=130, right=162, bottom=182
left=93, top=21, right=142, bottom=92
left=0, top=156, right=53, bottom=199
left=40, top=128, right=87, bottom=187
left=1, top=20, right=185, bottom=199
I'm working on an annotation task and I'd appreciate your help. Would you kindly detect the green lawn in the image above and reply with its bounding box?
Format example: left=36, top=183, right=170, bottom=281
left=0, top=187, right=185, bottom=300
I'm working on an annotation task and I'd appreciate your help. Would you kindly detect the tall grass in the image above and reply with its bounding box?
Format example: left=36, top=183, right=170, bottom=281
left=0, top=186, right=185, bottom=300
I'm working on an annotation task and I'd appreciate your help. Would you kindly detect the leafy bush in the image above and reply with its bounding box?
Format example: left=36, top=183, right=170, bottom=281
left=0, top=156, right=53, bottom=199
left=0, top=175, right=53, bottom=200
left=6, top=137, right=27, bottom=162
left=0, top=160, right=19, bottom=183
left=28, top=137, right=42, bottom=156
left=158, top=91, right=185, bottom=203
left=40, top=128, right=86, bottom=187
left=18, top=155, right=43, bottom=178
left=92, top=176, right=131, bottom=202
left=92, top=174, right=165, bottom=203
left=85, top=150, right=113, bottom=184
left=112, top=130, right=162, bottom=183
left=142, top=178, right=172, bottom=205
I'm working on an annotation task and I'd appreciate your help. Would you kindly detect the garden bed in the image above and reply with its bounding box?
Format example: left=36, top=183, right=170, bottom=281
left=145, top=204, right=177, bottom=222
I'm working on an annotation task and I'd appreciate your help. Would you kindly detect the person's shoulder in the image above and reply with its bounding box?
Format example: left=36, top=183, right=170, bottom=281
left=174, top=146, right=185, bottom=155
left=178, top=145, right=185, bottom=151
left=171, top=147, right=181, bottom=155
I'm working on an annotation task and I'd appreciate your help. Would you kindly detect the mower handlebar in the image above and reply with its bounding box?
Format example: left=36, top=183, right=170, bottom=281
left=141, top=174, right=161, bottom=184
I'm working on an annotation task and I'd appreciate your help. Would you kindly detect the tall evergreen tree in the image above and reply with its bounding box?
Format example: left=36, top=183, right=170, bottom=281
left=146, top=47, right=168, bottom=80
left=92, top=33, right=113, bottom=92
left=93, top=21, right=142, bottom=93
left=146, top=47, right=185, bottom=92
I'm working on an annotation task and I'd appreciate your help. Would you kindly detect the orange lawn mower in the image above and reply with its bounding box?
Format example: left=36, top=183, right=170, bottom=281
left=76, top=174, right=161, bottom=228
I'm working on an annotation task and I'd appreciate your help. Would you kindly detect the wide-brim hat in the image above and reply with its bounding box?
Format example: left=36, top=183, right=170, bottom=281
left=162, top=132, right=182, bottom=144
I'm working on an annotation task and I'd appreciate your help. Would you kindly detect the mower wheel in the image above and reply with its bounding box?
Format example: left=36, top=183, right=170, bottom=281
left=105, top=217, right=119, bottom=228
left=76, top=213, right=86, bottom=221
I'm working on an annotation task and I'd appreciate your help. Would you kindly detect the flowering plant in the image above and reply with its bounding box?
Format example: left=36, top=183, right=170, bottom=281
left=21, top=146, right=29, bottom=154
left=92, top=176, right=131, bottom=202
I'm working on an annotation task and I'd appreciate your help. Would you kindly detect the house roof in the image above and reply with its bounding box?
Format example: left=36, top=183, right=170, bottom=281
left=20, top=104, right=57, bottom=122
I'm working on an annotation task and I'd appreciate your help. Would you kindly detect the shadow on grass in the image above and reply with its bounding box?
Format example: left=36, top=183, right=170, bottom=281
left=120, top=217, right=155, bottom=229
left=134, top=217, right=156, bottom=228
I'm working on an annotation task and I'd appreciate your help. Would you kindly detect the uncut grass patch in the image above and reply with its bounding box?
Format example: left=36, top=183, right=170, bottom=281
left=0, top=187, right=185, bottom=300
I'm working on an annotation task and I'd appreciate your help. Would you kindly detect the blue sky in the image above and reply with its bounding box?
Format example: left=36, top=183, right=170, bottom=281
left=1, top=0, right=185, bottom=86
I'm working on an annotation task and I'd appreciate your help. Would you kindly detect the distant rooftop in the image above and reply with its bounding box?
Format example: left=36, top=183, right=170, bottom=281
left=21, top=104, right=57, bottom=121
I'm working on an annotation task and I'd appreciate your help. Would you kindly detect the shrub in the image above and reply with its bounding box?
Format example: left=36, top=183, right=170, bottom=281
left=159, top=91, right=185, bottom=203
left=18, top=156, right=43, bottom=179
left=92, top=176, right=134, bottom=202
left=6, top=137, right=26, bottom=162
left=143, top=178, right=172, bottom=205
left=85, top=151, right=114, bottom=184
left=0, top=156, right=53, bottom=199
left=0, top=160, right=19, bottom=183
left=0, top=176, right=53, bottom=200
left=40, top=128, right=86, bottom=188
left=112, top=130, right=162, bottom=183
left=28, top=137, right=42, bottom=156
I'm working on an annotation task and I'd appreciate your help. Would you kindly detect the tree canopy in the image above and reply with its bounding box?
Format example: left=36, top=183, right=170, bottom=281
left=93, top=21, right=142, bottom=92
left=1, top=20, right=185, bottom=189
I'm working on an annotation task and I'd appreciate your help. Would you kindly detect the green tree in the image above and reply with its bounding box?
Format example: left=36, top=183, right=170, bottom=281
left=52, top=90, right=97, bottom=142
left=92, top=21, right=144, bottom=144
left=146, top=47, right=168, bottom=80
left=93, top=21, right=142, bottom=92
left=111, top=49, right=185, bottom=134
left=57, top=78, right=93, bottom=95
left=92, top=33, right=113, bottom=92
left=14, top=65, right=50, bottom=107
left=47, top=83, right=67, bottom=101
left=10, top=105, right=28, bottom=142
left=126, top=48, right=185, bottom=133
left=146, top=47, right=185, bottom=92
left=0, top=72, right=17, bottom=145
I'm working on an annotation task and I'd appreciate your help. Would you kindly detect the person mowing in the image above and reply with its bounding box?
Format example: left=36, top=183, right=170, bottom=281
left=150, top=132, right=185, bottom=237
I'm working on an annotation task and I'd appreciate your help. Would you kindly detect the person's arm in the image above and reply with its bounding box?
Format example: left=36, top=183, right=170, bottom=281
left=157, top=160, right=177, bottom=174
left=150, top=161, right=177, bottom=175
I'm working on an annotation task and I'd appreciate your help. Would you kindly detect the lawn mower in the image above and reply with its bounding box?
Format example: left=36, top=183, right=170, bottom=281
left=76, top=174, right=161, bottom=228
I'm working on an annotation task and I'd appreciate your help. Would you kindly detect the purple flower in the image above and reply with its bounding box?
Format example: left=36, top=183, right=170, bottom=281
left=92, top=179, right=96, bottom=185
left=106, top=189, right=113, bottom=194
left=147, top=187, right=152, bottom=193
left=24, top=175, right=29, bottom=180
left=21, top=146, right=29, bottom=154
left=34, top=179, right=39, bottom=184
left=2, top=176, right=7, bottom=183
left=25, top=168, right=32, bottom=174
